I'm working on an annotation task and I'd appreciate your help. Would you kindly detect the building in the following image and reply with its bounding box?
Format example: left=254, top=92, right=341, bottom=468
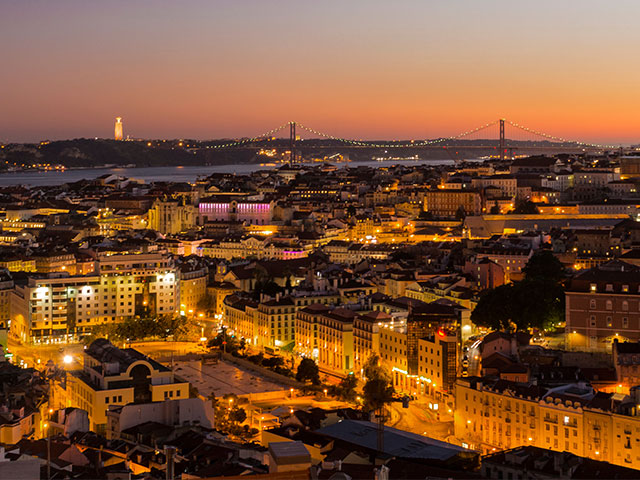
left=198, top=200, right=272, bottom=225
left=11, top=252, right=179, bottom=344
left=481, top=445, right=640, bottom=480
left=317, top=307, right=357, bottom=376
left=257, top=296, right=297, bottom=349
left=295, top=304, right=332, bottom=361
left=178, top=262, right=208, bottom=318
left=114, top=117, right=123, bottom=141
left=148, top=199, right=197, bottom=235
left=424, top=190, right=482, bottom=218
left=222, top=294, right=260, bottom=347
left=454, top=375, right=640, bottom=470
left=201, top=236, right=308, bottom=261
left=565, top=260, right=640, bottom=352
left=353, top=310, right=392, bottom=375
left=54, top=339, right=189, bottom=434
left=418, top=330, right=458, bottom=397
left=612, top=339, right=640, bottom=388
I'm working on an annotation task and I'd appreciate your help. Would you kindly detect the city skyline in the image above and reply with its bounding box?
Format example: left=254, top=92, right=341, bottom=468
left=2, top=1, right=640, bottom=143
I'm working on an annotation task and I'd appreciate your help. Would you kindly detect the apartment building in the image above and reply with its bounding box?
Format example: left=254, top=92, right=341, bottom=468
left=473, top=246, right=533, bottom=283
left=454, top=376, right=640, bottom=470
left=202, top=237, right=308, bottom=261
left=418, top=330, right=458, bottom=395
left=295, top=304, right=331, bottom=362
left=424, top=189, right=482, bottom=218
left=178, top=263, right=208, bottom=317
left=317, top=308, right=356, bottom=376
left=471, top=175, right=517, bottom=199
left=223, top=295, right=260, bottom=347
left=11, top=251, right=179, bottom=344
left=53, top=339, right=189, bottom=434
left=379, top=324, right=409, bottom=392
left=353, top=311, right=391, bottom=375
left=257, top=296, right=297, bottom=348
left=565, top=260, right=640, bottom=352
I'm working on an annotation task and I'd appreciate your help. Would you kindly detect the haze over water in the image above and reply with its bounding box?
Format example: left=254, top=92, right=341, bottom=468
left=0, top=159, right=459, bottom=187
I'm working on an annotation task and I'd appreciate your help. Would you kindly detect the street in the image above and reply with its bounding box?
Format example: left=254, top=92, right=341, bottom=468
left=388, top=399, right=453, bottom=441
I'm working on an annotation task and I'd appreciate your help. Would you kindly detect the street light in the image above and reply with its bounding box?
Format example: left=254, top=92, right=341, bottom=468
left=63, top=355, right=72, bottom=365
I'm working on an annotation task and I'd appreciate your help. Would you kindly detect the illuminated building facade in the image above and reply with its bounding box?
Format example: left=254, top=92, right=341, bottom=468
left=178, top=265, right=208, bottom=317
left=198, top=200, right=272, bottom=225
left=148, top=199, right=197, bottom=235
left=53, top=339, right=189, bottom=434
left=10, top=252, right=179, bottom=344
left=566, top=260, right=640, bottom=352
left=454, top=376, right=640, bottom=469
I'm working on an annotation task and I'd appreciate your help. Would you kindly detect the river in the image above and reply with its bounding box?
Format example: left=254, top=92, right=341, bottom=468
left=0, top=158, right=464, bottom=187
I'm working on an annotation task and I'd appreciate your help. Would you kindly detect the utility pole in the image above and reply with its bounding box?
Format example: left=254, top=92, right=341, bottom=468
left=377, top=407, right=384, bottom=454
left=499, top=118, right=506, bottom=161
left=289, top=121, right=296, bottom=164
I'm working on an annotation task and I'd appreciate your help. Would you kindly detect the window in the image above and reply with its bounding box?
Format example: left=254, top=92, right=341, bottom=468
left=590, top=299, right=596, bottom=309
left=607, top=317, right=612, bottom=327
left=623, top=317, right=629, bottom=328
left=606, top=300, right=613, bottom=310
left=590, top=316, right=597, bottom=327
left=623, top=301, right=629, bottom=311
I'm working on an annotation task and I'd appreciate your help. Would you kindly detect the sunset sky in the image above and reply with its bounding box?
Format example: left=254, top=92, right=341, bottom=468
left=2, top=0, right=640, bottom=143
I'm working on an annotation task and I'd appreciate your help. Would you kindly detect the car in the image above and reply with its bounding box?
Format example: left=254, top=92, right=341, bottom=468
left=463, top=346, right=469, bottom=353
left=461, top=368, right=469, bottom=378
left=462, top=355, right=469, bottom=368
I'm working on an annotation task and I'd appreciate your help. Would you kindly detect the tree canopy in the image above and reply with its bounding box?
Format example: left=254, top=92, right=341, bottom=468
left=362, top=355, right=394, bottom=413
left=471, top=250, right=565, bottom=332
left=296, top=357, right=320, bottom=385
left=511, top=199, right=539, bottom=214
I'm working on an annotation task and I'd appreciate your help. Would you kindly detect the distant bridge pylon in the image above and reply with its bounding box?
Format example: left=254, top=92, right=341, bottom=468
left=207, top=119, right=622, bottom=156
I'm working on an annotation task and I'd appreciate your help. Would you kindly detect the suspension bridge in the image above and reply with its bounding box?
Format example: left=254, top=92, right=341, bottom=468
left=204, top=119, right=624, bottom=162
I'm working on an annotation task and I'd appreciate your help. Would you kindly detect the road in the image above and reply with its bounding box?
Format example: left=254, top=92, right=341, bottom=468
left=7, top=338, right=206, bottom=370
left=388, top=400, right=453, bottom=441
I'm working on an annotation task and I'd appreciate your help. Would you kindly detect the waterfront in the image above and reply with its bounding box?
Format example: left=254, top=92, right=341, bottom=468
left=0, top=158, right=462, bottom=186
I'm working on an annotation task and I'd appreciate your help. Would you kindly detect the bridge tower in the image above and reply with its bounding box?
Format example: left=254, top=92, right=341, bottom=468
left=289, top=121, right=296, bottom=164
left=499, top=118, right=506, bottom=161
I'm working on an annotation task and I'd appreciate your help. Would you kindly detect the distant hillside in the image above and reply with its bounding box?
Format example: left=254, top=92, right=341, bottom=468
left=0, top=139, right=258, bottom=169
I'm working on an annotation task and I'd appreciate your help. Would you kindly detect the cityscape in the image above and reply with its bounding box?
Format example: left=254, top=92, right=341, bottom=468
left=3, top=1, right=640, bottom=480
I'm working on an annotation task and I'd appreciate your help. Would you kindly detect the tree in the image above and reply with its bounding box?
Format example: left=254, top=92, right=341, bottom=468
left=489, top=202, right=501, bottom=214
left=208, top=327, right=240, bottom=354
left=363, top=377, right=395, bottom=414
left=471, top=251, right=566, bottom=332
left=196, top=294, right=215, bottom=315
left=511, top=199, right=539, bottom=214
left=523, top=250, right=565, bottom=284
left=362, top=355, right=394, bottom=414
left=229, top=407, right=247, bottom=424
left=296, top=357, right=320, bottom=384
left=336, top=373, right=358, bottom=401
left=471, top=284, right=517, bottom=331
